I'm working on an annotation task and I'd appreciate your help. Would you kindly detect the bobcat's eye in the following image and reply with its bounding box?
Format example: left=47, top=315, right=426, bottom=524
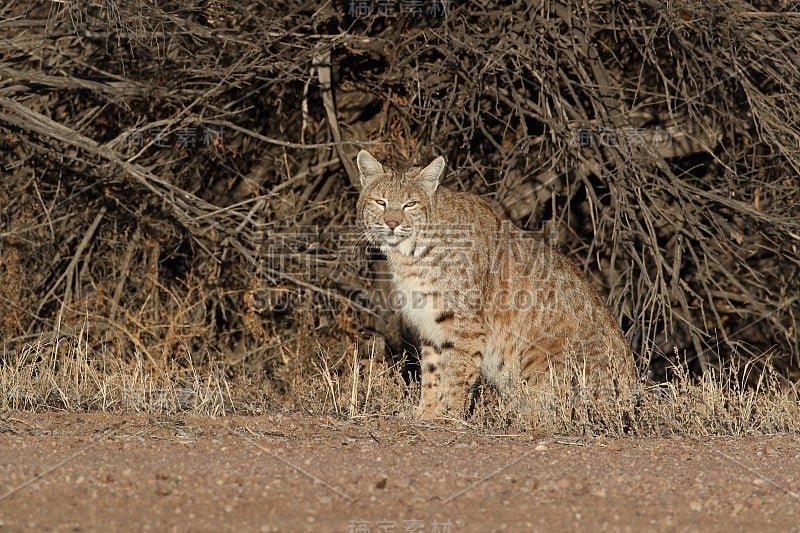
left=374, top=199, right=386, bottom=207
left=403, top=201, right=418, bottom=209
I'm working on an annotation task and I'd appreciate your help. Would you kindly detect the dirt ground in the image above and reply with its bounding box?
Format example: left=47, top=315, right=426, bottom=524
left=1, top=412, right=798, bottom=532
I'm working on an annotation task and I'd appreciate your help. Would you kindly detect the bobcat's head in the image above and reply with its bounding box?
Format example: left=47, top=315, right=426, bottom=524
left=356, top=150, right=445, bottom=256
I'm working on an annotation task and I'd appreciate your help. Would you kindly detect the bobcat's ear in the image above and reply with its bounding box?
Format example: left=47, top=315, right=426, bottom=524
left=418, top=156, right=445, bottom=193
left=357, top=150, right=384, bottom=188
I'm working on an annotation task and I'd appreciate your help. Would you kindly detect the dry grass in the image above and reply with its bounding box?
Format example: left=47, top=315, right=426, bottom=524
left=2, top=323, right=249, bottom=416
left=4, top=328, right=798, bottom=437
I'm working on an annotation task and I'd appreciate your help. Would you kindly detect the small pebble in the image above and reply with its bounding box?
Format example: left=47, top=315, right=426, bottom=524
left=590, top=487, right=607, bottom=498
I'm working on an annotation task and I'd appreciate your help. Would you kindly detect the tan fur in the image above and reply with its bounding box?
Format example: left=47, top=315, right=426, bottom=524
left=356, top=150, right=636, bottom=420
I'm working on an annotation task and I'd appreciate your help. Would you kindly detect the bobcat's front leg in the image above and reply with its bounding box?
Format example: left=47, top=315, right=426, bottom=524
left=416, top=340, right=482, bottom=420
left=416, top=342, right=441, bottom=420
left=437, top=342, right=482, bottom=417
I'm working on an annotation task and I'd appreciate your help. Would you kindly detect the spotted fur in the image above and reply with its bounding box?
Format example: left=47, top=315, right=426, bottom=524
left=356, top=150, right=636, bottom=419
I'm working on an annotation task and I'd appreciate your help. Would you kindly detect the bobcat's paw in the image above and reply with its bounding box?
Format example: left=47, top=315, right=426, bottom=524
left=414, top=405, right=438, bottom=421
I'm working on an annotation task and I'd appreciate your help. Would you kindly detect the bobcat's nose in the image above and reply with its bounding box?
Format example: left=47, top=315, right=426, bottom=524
left=385, top=220, right=400, bottom=230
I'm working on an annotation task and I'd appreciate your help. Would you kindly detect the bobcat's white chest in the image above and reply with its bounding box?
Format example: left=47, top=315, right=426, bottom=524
left=393, top=274, right=446, bottom=346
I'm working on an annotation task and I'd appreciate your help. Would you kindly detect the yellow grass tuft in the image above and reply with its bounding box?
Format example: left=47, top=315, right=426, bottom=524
left=3, top=327, right=799, bottom=436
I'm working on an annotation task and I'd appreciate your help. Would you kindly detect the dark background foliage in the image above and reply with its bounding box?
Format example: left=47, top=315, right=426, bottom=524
left=2, top=0, right=799, bottom=390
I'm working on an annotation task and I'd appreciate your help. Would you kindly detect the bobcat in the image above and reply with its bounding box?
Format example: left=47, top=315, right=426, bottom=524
left=356, top=150, right=636, bottom=420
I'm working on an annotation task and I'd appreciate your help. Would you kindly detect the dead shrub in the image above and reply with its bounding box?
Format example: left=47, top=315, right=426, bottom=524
left=1, top=1, right=799, bottom=430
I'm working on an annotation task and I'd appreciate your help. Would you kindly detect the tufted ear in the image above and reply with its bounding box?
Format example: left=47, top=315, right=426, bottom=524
left=418, top=156, right=445, bottom=194
left=357, top=150, right=384, bottom=188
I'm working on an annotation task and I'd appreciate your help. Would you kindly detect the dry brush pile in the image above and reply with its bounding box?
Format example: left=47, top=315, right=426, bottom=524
left=1, top=0, right=799, bottom=417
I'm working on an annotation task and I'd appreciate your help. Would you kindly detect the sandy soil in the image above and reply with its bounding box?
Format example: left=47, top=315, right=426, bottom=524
left=1, top=412, right=798, bottom=532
